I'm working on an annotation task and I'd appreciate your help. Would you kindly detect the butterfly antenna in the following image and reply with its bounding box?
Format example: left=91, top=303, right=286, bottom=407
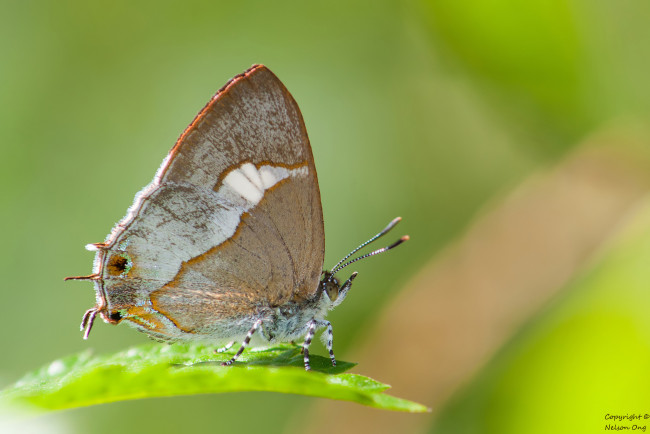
left=331, top=235, right=409, bottom=277
left=329, top=217, right=408, bottom=279
left=329, top=217, right=402, bottom=274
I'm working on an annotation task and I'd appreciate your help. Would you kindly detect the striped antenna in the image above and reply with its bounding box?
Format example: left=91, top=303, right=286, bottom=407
left=329, top=217, right=408, bottom=279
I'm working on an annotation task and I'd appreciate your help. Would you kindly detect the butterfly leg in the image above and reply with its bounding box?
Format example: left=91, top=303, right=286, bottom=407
left=302, top=319, right=336, bottom=370
left=221, top=320, right=262, bottom=366
left=318, top=320, right=336, bottom=366
left=214, top=341, right=235, bottom=353
left=303, top=319, right=317, bottom=371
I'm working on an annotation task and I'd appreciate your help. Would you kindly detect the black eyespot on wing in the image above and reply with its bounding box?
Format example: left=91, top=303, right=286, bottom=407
left=106, top=254, right=129, bottom=276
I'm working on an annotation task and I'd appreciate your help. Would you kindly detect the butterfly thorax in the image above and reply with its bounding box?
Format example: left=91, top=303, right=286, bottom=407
left=259, top=293, right=326, bottom=342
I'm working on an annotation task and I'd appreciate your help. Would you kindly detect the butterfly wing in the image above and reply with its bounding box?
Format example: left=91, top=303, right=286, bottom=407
left=91, top=65, right=324, bottom=340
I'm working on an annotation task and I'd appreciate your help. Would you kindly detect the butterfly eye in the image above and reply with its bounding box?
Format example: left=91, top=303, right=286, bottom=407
left=108, top=311, right=123, bottom=323
left=324, top=280, right=340, bottom=302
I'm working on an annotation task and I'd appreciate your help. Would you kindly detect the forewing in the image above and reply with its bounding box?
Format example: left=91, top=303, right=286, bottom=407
left=92, top=65, right=324, bottom=337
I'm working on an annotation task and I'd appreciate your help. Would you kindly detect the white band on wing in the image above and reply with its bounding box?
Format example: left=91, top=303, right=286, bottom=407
left=223, top=162, right=308, bottom=206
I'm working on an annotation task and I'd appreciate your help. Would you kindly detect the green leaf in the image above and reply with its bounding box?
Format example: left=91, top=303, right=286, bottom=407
left=0, top=343, right=428, bottom=413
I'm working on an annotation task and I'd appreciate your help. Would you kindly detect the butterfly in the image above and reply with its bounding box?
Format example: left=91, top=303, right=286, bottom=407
left=66, top=64, right=407, bottom=370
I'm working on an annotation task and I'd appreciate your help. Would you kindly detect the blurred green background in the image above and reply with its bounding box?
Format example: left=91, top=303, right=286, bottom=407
left=2, top=0, right=650, bottom=433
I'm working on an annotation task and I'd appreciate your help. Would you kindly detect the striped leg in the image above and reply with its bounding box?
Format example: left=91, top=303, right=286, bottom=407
left=303, top=320, right=317, bottom=371
left=318, top=320, right=336, bottom=366
left=214, top=341, right=235, bottom=353
left=221, top=320, right=262, bottom=366
left=302, top=320, right=336, bottom=370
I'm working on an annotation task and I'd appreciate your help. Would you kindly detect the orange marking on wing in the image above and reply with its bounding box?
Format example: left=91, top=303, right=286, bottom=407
left=124, top=305, right=173, bottom=334
left=148, top=212, right=250, bottom=331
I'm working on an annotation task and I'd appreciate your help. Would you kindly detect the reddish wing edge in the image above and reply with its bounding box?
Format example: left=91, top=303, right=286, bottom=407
left=159, top=64, right=266, bottom=180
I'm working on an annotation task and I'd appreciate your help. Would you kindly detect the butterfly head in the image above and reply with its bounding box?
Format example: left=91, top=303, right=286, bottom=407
left=320, top=271, right=341, bottom=302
